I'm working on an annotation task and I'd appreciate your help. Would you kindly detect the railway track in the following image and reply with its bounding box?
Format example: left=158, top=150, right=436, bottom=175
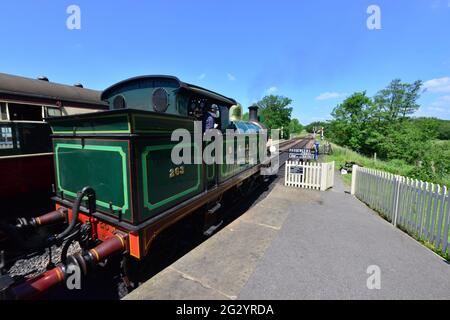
left=3, top=137, right=312, bottom=300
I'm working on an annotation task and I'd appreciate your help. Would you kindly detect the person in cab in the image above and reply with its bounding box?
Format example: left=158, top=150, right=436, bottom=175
left=203, top=104, right=219, bottom=132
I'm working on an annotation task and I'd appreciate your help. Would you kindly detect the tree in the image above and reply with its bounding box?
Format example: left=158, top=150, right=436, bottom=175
left=377, top=120, right=429, bottom=164
left=288, top=118, right=303, bottom=134
left=324, top=78, right=449, bottom=186
left=256, top=95, right=293, bottom=132
left=411, top=117, right=440, bottom=139
left=329, top=92, right=373, bottom=152
left=373, top=79, right=423, bottom=122
left=437, top=120, right=450, bottom=140
left=305, top=121, right=329, bottom=134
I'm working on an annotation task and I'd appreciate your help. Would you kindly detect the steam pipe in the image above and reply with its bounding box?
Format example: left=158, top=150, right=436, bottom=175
left=15, top=208, right=67, bottom=229
left=32, top=209, right=67, bottom=227
left=86, top=234, right=128, bottom=264
left=8, top=233, right=128, bottom=300
left=16, top=209, right=68, bottom=230
left=8, top=266, right=66, bottom=300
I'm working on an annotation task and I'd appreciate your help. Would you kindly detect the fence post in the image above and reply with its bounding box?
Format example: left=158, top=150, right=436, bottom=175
left=320, top=162, right=327, bottom=191
left=443, top=188, right=450, bottom=254
left=331, top=161, right=335, bottom=188
left=392, top=175, right=401, bottom=227
left=285, top=161, right=288, bottom=184
left=351, top=165, right=358, bottom=195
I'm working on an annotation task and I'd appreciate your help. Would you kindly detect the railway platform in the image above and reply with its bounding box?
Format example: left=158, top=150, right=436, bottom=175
left=124, top=171, right=450, bottom=300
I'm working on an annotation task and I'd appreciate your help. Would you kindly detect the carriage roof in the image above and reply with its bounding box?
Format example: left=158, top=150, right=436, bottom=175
left=0, top=72, right=107, bottom=107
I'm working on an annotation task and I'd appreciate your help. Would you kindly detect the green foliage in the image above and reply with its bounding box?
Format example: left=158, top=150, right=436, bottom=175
left=376, top=120, right=430, bottom=163
left=320, top=78, right=449, bottom=187
left=242, top=112, right=249, bottom=121
left=304, top=121, right=329, bottom=134
left=373, top=79, right=423, bottom=121
left=437, top=119, right=450, bottom=140
left=408, top=140, right=450, bottom=186
left=256, top=95, right=293, bottom=131
left=330, top=92, right=373, bottom=152
left=288, top=118, right=303, bottom=134
left=325, top=143, right=415, bottom=178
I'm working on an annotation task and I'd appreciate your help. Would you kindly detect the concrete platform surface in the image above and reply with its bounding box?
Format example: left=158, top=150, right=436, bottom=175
left=125, top=173, right=450, bottom=300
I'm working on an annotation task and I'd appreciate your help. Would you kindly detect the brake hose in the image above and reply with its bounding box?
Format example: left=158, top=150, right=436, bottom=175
left=51, top=186, right=95, bottom=243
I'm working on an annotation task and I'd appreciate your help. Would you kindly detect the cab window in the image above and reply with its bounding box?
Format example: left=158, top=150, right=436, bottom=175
left=219, top=106, right=229, bottom=131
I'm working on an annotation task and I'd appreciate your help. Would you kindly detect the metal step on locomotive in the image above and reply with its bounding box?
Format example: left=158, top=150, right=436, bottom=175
left=0, top=75, right=281, bottom=299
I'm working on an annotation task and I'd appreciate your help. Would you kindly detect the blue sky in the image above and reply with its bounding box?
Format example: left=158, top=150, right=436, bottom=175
left=0, top=0, right=449, bottom=123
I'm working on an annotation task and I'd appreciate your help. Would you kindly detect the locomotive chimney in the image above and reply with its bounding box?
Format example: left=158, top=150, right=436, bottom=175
left=249, top=105, right=259, bottom=122
left=37, top=76, right=49, bottom=82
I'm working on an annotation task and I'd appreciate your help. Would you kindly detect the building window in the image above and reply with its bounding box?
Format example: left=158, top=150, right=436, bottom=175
left=0, top=125, right=13, bottom=149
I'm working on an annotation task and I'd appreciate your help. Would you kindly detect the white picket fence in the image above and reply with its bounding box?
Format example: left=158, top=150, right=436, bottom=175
left=285, top=161, right=335, bottom=191
left=351, top=166, right=450, bottom=254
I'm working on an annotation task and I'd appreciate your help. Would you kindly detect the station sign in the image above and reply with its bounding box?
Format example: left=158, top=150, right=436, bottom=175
left=289, top=166, right=304, bottom=174
left=288, top=148, right=315, bottom=160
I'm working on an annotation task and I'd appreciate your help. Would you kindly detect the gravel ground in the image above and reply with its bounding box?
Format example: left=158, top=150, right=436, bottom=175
left=8, top=242, right=82, bottom=278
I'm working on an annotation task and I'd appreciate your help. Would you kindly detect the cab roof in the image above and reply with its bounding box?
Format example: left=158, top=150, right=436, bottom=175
left=101, top=75, right=237, bottom=106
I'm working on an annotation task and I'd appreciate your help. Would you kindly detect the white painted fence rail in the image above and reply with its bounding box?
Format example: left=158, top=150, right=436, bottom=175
left=351, top=165, right=450, bottom=254
left=285, top=161, right=335, bottom=191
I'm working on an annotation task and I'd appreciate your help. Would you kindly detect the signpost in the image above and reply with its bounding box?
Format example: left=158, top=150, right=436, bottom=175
left=288, top=148, right=315, bottom=161
left=289, top=166, right=304, bottom=174
left=289, top=143, right=320, bottom=161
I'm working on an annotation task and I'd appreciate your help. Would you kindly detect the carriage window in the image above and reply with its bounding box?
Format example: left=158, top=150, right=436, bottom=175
left=0, top=103, right=7, bottom=120
left=0, top=125, right=13, bottom=149
left=113, top=95, right=127, bottom=110
left=46, top=107, right=62, bottom=118
left=8, top=103, right=43, bottom=121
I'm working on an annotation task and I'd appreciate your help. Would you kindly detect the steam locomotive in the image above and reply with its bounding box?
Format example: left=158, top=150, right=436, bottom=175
left=0, top=75, right=277, bottom=299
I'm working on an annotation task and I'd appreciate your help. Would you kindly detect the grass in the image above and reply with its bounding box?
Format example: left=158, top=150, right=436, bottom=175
left=324, top=142, right=415, bottom=186
left=364, top=202, right=449, bottom=261
left=340, top=173, right=353, bottom=186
